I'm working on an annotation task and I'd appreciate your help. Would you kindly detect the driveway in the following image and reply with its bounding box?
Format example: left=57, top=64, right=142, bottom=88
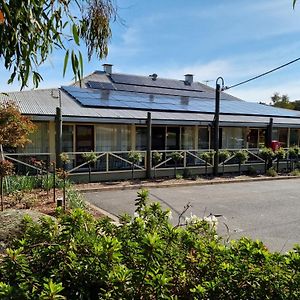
left=84, top=178, right=300, bottom=252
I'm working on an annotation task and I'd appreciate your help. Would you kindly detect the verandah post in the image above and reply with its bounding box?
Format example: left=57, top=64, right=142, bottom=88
left=146, top=112, right=152, bottom=179
left=55, top=107, right=63, bottom=168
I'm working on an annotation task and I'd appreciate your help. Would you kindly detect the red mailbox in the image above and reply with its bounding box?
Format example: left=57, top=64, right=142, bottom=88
left=271, top=140, right=281, bottom=151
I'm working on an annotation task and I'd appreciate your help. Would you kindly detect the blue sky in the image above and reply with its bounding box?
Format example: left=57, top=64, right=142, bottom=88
left=1, top=0, right=300, bottom=103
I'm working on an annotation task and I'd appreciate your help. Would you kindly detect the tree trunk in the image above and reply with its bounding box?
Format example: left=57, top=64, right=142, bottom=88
left=0, top=176, right=3, bottom=211
left=132, top=163, right=134, bottom=180
left=88, top=164, right=91, bottom=183
left=239, top=162, right=241, bottom=175
left=53, top=164, right=56, bottom=203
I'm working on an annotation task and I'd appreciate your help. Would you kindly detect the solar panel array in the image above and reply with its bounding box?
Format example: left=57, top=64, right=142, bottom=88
left=88, top=81, right=116, bottom=90
left=110, top=73, right=203, bottom=91
left=62, top=86, right=300, bottom=118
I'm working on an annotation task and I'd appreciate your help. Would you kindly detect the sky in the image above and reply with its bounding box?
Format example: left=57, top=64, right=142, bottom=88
left=1, top=0, right=300, bottom=103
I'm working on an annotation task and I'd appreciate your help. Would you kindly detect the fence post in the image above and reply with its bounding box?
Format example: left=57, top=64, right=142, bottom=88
left=106, top=153, right=109, bottom=172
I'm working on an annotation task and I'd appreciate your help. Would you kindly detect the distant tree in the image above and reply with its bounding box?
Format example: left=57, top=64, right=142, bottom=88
left=293, top=100, right=300, bottom=111
left=271, top=93, right=294, bottom=109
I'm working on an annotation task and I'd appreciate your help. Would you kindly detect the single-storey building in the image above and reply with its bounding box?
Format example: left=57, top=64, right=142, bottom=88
left=1, top=64, right=300, bottom=179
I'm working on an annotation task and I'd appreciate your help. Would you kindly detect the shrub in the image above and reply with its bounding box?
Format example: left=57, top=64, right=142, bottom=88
left=128, top=151, right=142, bottom=180
left=152, top=151, right=163, bottom=179
left=259, top=147, right=275, bottom=173
left=266, top=167, right=277, bottom=177
left=219, top=150, right=231, bottom=175
left=170, top=152, right=183, bottom=178
left=67, top=188, right=86, bottom=210
left=199, top=151, right=214, bottom=176
left=290, top=169, right=300, bottom=176
left=1, top=191, right=300, bottom=299
left=234, top=150, right=249, bottom=175
left=275, top=147, right=286, bottom=172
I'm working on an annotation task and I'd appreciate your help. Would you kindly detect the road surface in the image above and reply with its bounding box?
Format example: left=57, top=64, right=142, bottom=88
left=84, top=179, right=300, bottom=252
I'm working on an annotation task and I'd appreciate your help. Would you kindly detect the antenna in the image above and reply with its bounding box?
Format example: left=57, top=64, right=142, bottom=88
left=202, top=79, right=213, bottom=85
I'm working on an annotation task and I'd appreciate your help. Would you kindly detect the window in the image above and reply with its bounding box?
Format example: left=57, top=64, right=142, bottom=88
left=198, top=127, right=209, bottom=149
left=290, top=129, right=299, bottom=146
left=62, top=125, right=74, bottom=152
left=136, top=127, right=147, bottom=150
left=95, top=124, right=131, bottom=151
left=273, top=128, right=288, bottom=147
left=247, top=128, right=258, bottom=148
left=222, top=127, right=244, bottom=149
left=24, top=122, right=49, bottom=153
left=181, top=127, right=194, bottom=150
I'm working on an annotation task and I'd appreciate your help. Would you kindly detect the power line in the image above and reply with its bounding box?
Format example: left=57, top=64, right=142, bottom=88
left=225, top=57, right=300, bottom=91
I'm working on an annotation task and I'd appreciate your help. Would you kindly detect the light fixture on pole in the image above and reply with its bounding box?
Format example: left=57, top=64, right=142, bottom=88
left=213, top=77, right=225, bottom=176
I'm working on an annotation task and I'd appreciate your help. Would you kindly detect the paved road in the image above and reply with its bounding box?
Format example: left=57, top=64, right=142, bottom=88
left=84, top=179, right=300, bottom=252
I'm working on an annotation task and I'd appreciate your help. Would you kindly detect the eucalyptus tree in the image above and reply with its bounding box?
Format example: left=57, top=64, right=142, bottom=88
left=0, top=0, right=116, bottom=88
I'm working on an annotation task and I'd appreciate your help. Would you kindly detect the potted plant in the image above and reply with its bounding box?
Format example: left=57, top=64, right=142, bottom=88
left=259, top=147, right=275, bottom=173
left=274, top=147, right=286, bottom=173
left=234, top=150, right=249, bottom=175
left=152, top=151, right=163, bottom=179
left=82, top=151, right=98, bottom=183
left=219, top=150, right=231, bottom=176
left=170, top=152, right=183, bottom=178
left=128, top=151, right=142, bottom=180
left=200, top=151, right=214, bottom=176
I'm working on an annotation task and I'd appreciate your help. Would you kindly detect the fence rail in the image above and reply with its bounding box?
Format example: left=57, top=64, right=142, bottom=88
left=2, top=148, right=299, bottom=180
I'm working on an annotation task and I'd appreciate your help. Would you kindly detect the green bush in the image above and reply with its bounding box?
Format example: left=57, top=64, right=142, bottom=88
left=1, top=191, right=300, bottom=299
left=67, top=188, right=86, bottom=210
left=266, top=167, right=278, bottom=177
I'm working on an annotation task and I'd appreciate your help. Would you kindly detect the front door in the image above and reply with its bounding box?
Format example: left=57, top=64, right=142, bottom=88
left=76, top=125, right=94, bottom=165
left=152, top=127, right=166, bottom=150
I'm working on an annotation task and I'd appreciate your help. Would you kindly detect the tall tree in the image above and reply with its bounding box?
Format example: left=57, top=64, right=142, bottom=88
left=0, top=0, right=116, bottom=89
left=271, top=92, right=294, bottom=109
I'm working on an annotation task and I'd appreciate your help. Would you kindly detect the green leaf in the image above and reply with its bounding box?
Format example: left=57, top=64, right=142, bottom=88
left=63, top=50, right=69, bottom=77
left=72, top=24, right=80, bottom=45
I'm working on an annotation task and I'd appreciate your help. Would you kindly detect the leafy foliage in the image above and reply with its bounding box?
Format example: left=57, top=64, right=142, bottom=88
left=0, top=101, right=35, bottom=147
left=82, top=151, right=98, bottom=163
left=1, top=192, right=300, bottom=299
left=259, top=147, right=275, bottom=162
left=219, top=150, right=231, bottom=163
left=128, top=151, right=142, bottom=165
left=152, top=151, right=163, bottom=166
left=288, top=146, right=300, bottom=159
left=271, top=92, right=294, bottom=109
left=0, top=0, right=116, bottom=88
left=234, top=150, right=248, bottom=164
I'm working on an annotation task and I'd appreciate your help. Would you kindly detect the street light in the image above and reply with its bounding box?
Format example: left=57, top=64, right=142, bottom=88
left=213, top=77, right=225, bottom=176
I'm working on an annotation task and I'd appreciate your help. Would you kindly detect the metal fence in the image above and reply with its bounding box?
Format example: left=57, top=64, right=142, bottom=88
left=3, top=148, right=297, bottom=181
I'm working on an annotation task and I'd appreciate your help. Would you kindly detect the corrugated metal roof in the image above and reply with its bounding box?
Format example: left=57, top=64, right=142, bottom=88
left=1, top=73, right=300, bottom=127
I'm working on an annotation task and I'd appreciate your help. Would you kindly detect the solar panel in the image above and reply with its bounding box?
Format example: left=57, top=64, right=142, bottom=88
left=88, top=81, right=116, bottom=90
left=61, top=86, right=300, bottom=118
left=110, top=74, right=205, bottom=92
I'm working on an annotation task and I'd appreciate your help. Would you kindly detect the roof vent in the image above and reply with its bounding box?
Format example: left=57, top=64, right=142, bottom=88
left=149, top=73, right=158, bottom=81
left=184, top=74, right=193, bottom=85
left=103, top=63, right=113, bottom=74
